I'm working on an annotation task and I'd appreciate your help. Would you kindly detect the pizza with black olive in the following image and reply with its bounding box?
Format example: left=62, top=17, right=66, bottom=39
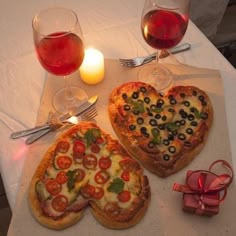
left=108, top=82, right=213, bottom=177
left=28, top=121, right=150, bottom=230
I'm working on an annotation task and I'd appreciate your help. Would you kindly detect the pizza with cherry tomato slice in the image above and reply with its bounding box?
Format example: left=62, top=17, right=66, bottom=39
left=108, top=82, right=213, bottom=177
left=28, top=122, right=150, bottom=230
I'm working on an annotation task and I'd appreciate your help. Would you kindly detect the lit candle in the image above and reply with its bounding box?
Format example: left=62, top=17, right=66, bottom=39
left=79, top=48, right=104, bottom=85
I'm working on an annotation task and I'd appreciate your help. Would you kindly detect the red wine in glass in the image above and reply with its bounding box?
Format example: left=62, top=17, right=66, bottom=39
left=36, top=32, right=84, bottom=76
left=140, top=0, right=190, bottom=91
left=32, top=8, right=88, bottom=114
left=142, top=10, right=189, bottom=50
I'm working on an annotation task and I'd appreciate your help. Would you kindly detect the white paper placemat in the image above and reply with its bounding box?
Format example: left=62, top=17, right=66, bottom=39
left=8, top=60, right=236, bottom=236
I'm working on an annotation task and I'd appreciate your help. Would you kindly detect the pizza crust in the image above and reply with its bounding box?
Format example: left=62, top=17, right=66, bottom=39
left=108, top=83, right=213, bottom=177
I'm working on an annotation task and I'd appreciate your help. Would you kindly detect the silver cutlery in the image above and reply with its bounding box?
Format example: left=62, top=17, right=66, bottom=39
left=10, top=95, right=98, bottom=139
left=25, top=107, right=98, bottom=144
left=119, top=43, right=191, bottom=67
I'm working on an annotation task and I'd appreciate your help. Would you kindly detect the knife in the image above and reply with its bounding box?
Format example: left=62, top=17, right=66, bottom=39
left=10, top=95, right=98, bottom=139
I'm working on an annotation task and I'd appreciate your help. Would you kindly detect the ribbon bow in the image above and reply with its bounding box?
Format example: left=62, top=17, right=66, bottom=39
left=173, top=160, right=234, bottom=214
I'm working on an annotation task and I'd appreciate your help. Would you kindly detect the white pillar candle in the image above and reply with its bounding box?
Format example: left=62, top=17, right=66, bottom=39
left=79, top=48, right=104, bottom=85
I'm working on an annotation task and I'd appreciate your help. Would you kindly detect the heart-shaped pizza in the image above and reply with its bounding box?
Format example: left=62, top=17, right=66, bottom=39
left=28, top=122, right=150, bottom=230
left=108, top=82, right=213, bottom=177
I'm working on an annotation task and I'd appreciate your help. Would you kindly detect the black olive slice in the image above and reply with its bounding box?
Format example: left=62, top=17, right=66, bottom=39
left=170, top=98, right=177, bottom=105
left=132, top=92, right=139, bottom=99
left=137, top=117, right=144, bottom=124
left=140, top=127, right=147, bottom=134
left=124, top=104, right=130, bottom=111
left=168, top=146, right=176, bottom=153
left=129, top=124, right=136, bottom=131
left=192, top=90, right=197, bottom=96
left=168, top=108, right=175, bottom=113
left=163, top=154, right=170, bottom=161
left=180, top=93, right=186, bottom=98
left=183, top=101, right=190, bottom=107
left=180, top=119, right=186, bottom=125
left=175, top=121, right=181, bottom=127
left=155, top=114, right=161, bottom=119
left=198, top=95, right=205, bottom=101
left=144, top=97, right=150, bottom=104
left=178, top=133, right=186, bottom=140
left=186, top=128, right=193, bottom=135
left=188, top=114, right=195, bottom=121
left=140, top=87, right=147, bottom=93
left=190, top=121, right=198, bottom=126
left=163, top=139, right=170, bottom=146
left=122, top=93, right=128, bottom=100
left=149, top=119, right=157, bottom=126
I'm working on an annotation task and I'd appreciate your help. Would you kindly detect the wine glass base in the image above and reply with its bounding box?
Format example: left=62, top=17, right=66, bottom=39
left=53, top=86, right=88, bottom=114
left=138, top=63, right=172, bottom=91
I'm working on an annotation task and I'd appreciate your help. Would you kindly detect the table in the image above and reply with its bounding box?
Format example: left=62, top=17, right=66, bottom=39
left=0, top=0, right=236, bottom=214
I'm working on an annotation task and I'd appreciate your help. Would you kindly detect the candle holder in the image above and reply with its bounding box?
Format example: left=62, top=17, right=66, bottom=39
left=79, top=48, right=104, bottom=85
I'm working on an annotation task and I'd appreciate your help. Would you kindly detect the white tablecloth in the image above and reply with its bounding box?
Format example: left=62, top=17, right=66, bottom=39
left=0, top=0, right=236, bottom=212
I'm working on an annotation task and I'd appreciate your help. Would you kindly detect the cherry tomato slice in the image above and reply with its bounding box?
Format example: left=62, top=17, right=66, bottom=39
left=121, top=170, right=130, bottom=181
left=56, top=171, right=68, bottom=184
left=73, top=140, right=86, bottom=153
left=99, top=156, right=112, bottom=170
left=95, top=170, right=110, bottom=184
left=96, top=137, right=105, bottom=144
left=51, top=194, right=68, bottom=212
left=56, top=141, right=70, bottom=153
left=118, top=190, right=131, bottom=202
left=83, top=154, right=97, bottom=170
left=81, top=184, right=95, bottom=198
left=91, top=143, right=100, bottom=153
left=75, top=168, right=86, bottom=182
left=56, top=156, right=72, bottom=170
left=46, top=179, right=62, bottom=195
left=93, top=187, right=104, bottom=199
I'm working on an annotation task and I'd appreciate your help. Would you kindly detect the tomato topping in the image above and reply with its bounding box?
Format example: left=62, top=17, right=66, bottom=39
left=81, top=184, right=95, bottom=198
left=56, top=141, right=70, bottom=153
left=56, top=156, right=72, bottom=169
left=46, top=180, right=62, bottom=195
left=90, top=143, right=100, bottom=153
left=56, top=171, right=68, bottom=184
left=99, top=156, right=112, bottom=169
left=95, top=170, right=110, bottom=184
left=51, top=194, right=68, bottom=212
left=73, top=140, right=86, bottom=153
left=93, top=187, right=104, bottom=199
left=75, top=168, right=85, bottom=182
left=119, top=158, right=139, bottom=172
left=118, top=190, right=131, bottom=202
left=121, top=170, right=130, bottom=181
left=83, top=154, right=97, bottom=170
left=96, top=137, right=104, bottom=144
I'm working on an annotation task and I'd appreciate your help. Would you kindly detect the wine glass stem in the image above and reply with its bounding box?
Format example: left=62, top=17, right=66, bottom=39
left=64, top=76, right=74, bottom=108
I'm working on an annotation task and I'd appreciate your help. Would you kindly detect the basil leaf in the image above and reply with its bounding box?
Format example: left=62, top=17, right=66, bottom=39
left=150, top=107, right=163, bottom=113
left=133, top=101, right=145, bottom=113
left=151, top=128, right=160, bottom=138
left=66, top=170, right=76, bottom=192
left=84, top=128, right=101, bottom=147
left=107, top=177, right=124, bottom=194
left=193, top=107, right=201, bottom=119
left=166, top=122, right=178, bottom=131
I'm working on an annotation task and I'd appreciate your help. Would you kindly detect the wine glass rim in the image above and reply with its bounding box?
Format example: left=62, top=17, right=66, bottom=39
left=153, top=3, right=179, bottom=11
left=32, top=7, right=79, bottom=38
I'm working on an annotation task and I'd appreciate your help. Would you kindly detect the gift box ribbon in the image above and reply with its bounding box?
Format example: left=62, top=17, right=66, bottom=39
left=173, top=160, right=234, bottom=213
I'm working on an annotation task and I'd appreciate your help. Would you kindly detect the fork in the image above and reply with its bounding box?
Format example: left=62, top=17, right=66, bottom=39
left=25, top=107, right=98, bottom=144
left=119, top=43, right=191, bottom=67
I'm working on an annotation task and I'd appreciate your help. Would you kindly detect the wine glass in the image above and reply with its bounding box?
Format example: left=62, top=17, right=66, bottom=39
left=32, top=7, right=88, bottom=114
left=140, top=0, right=190, bottom=91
